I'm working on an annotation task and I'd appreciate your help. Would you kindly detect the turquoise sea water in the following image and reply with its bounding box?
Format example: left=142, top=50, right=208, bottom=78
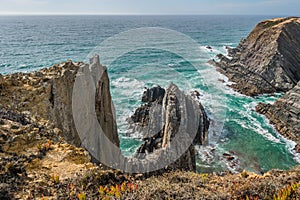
left=0, top=15, right=299, bottom=173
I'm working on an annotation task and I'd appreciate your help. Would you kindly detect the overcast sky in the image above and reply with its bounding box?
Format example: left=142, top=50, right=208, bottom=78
left=0, top=0, right=299, bottom=15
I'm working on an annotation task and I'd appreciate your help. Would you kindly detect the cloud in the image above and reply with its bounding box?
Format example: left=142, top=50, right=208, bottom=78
left=0, top=0, right=298, bottom=15
left=209, top=0, right=300, bottom=15
left=0, top=0, right=47, bottom=6
left=0, top=0, right=48, bottom=13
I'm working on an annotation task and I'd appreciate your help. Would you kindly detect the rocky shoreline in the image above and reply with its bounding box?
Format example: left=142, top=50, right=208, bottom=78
left=1, top=17, right=300, bottom=199
left=209, top=17, right=300, bottom=96
left=0, top=57, right=300, bottom=198
left=256, top=81, right=300, bottom=153
left=209, top=17, right=300, bottom=153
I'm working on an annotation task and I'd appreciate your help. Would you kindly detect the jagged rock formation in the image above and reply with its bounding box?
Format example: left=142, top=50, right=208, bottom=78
left=129, top=84, right=209, bottom=172
left=129, top=86, right=165, bottom=133
left=1, top=103, right=300, bottom=199
left=1, top=58, right=300, bottom=199
left=0, top=56, right=210, bottom=174
left=256, top=81, right=300, bottom=153
left=0, top=55, right=119, bottom=148
left=142, top=85, right=165, bottom=103
left=209, top=17, right=300, bottom=96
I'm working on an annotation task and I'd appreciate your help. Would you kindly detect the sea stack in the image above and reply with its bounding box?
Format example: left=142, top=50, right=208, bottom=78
left=129, top=84, right=209, bottom=172
left=209, top=17, right=300, bottom=96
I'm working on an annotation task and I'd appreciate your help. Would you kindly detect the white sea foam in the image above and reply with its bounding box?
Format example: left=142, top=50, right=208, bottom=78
left=219, top=42, right=235, bottom=46
left=199, top=45, right=225, bottom=55
left=231, top=99, right=282, bottom=143
left=112, top=77, right=145, bottom=90
left=259, top=115, right=300, bottom=163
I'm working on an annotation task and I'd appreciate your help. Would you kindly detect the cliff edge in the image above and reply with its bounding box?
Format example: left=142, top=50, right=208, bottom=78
left=209, top=17, right=300, bottom=96
left=0, top=55, right=120, bottom=149
left=0, top=57, right=300, bottom=199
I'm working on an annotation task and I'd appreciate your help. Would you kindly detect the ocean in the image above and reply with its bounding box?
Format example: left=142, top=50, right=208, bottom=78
left=0, top=15, right=299, bottom=173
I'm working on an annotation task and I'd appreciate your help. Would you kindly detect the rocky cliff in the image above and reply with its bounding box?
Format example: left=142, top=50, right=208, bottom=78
left=0, top=55, right=119, bottom=148
left=256, top=81, right=300, bottom=153
left=208, top=16, right=300, bottom=153
left=0, top=55, right=209, bottom=174
left=209, top=17, right=300, bottom=96
left=129, top=84, right=209, bottom=172
left=1, top=58, right=300, bottom=199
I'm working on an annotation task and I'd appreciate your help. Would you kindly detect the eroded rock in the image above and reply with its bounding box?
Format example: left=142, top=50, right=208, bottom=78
left=256, top=81, right=300, bottom=152
left=130, top=84, right=209, bottom=172
left=209, top=17, right=300, bottom=96
left=0, top=56, right=119, bottom=149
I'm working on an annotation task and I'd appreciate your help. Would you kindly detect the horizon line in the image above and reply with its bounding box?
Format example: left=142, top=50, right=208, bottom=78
left=0, top=13, right=295, bottom=17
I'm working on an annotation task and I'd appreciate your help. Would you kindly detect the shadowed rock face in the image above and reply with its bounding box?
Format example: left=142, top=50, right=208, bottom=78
left=0, top=56, right=119, bottom=148
left=256, top=81, right=300, bottom=153
left=130, top=84, right=209, bottom=172
left=142, top=85, right=165, bottom=103
left=93, top=57, right=120, bottom=147
left=209, top=17, right=300, bottom=96
left=0, top=56, right=209, bottom=173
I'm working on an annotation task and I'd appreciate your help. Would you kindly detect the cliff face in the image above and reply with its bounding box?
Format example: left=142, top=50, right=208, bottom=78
left=0, top=55, right=119, bottom=148
left=130, top=85, right=209, bottom=172
left=209, top=17, right=300, bottom=152
left=209, top=17, right=300, bottom=96
left=256, top=81, right=300, bottom=153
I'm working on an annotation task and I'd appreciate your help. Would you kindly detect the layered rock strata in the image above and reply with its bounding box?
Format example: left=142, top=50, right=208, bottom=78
left=256, top=81, right=300, bottom=153
left=208, top=17, right=300, bottom=152
left=209, top=17, right=300, bottom=96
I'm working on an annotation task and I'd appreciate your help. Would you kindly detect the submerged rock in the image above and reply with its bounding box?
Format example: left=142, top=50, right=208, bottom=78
left=129, top=84, right=209, bottom=172
left=256, top=81, right=300, bottom=153
left=209, top=17, right=300, bottom=96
